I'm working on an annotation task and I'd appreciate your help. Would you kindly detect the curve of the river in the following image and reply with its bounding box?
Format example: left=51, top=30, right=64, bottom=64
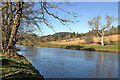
left=18, top=46, right=118, bottom=78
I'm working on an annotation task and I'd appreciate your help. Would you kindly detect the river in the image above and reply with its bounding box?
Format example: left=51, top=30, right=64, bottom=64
left=18, top=46, right=118, bottom=78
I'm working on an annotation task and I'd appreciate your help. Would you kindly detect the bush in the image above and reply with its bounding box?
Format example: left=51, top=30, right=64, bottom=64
left=84, top=36, right=94, bottom=44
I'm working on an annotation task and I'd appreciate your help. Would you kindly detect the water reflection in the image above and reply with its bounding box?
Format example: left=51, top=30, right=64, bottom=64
left=95, top=52, right=118, bottom=78
left=26, top=46, right=36, bottom=53
left=19, top=47, right=118, bottom=78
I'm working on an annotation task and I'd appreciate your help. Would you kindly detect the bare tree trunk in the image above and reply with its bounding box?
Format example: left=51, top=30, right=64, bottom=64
left=5, top=2, right=23, bottom=55
left=0, top=21, right=2, bottom=54
left=101, top=31, right=104, bottom=46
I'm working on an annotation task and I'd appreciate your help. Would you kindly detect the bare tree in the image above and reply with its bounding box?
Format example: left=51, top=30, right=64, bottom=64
left=0, top=2, right=78, bottom=56
left=88, top=15, right=117, bottom=46
left=1, top=2, right=24, bottom=56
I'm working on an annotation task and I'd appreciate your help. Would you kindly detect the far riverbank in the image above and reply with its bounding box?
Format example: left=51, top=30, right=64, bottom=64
left=35, top=42, right=119, bottom=53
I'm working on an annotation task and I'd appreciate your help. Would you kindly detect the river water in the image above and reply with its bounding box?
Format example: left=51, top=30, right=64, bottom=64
left=18, top=46, right=118, bottom=78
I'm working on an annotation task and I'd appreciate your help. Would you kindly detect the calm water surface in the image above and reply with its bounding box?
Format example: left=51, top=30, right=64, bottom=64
left=18, top=46, right=118, bottom=78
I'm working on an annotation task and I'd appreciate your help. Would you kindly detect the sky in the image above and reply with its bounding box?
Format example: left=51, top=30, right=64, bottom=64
left=35, top=2, right=118, bottom=36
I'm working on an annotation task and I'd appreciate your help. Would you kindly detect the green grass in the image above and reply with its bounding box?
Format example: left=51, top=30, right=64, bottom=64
left=2, top=55, right=44, bottom=80
left=36, top=42, right=119, bottom=52
left=83, top=44, right=118, bottom=51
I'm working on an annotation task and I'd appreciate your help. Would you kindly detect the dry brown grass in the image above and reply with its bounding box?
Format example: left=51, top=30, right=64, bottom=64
left=48, top=34, right=120, bottom=45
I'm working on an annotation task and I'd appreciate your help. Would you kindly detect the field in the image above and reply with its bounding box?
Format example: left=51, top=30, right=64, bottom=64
left=47, top=34, right=120, bottom=45
left=36, top=42, right=119, bottom=52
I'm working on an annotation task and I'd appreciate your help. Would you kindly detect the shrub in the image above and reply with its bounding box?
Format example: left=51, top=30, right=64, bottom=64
left=84, top=36, right=94, bottom=44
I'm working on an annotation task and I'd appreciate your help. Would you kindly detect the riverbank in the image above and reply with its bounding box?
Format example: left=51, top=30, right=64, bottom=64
left=2, top=54, right=44, bottom=80
left=36, top=42, right=119, bottom=53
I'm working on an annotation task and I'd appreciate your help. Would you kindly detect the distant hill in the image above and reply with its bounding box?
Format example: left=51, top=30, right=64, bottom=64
left=38, top=32, right=74, bottom=42
left=38, top=26, right=119, bottom=42
left=18, top=26, right=119, bottom=44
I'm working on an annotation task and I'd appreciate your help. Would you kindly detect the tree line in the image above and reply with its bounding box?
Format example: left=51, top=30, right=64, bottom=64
left=32, top=26, right=118, bottom=42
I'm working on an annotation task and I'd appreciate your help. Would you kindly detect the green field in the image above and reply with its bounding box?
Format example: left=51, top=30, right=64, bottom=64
left=36, top=42, right=119, bottom=52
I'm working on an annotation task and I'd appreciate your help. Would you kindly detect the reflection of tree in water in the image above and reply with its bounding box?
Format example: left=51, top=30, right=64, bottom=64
left=96, top=52, right=117, bottom=78
left=25, top=46, right=41, bottom=64
left=83, top=51, right=113, bottom=77
left=96, top=52, right=106, bottom=78
left=96, top=53, right=104, bottom=69
left=26, top=46, right=36, bottom=53
left=84, top=51, right=117, bottom=78
left=84, top=51, right=94, bottom=61
left=25, top=46, right=42, bottom=57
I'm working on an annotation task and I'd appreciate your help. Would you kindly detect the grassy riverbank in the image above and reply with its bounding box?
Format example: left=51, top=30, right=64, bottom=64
left=2, top=54, right=44, bottom=80
left=36, top=42, right=119, bottom=52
